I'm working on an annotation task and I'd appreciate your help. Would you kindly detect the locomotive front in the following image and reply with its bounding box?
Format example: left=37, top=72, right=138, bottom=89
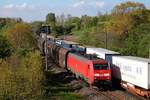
left=92, top=59, right=111, bottom=82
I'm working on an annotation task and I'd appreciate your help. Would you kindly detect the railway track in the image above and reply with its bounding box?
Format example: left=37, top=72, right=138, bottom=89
left=91, top=87, right=147, bottom=100
left=90, top=87, right=125, bottom=100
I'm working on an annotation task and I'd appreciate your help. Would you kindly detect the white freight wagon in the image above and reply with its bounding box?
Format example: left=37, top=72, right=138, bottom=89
left=112, top=56, right=150, bottom=95
left=86, top=48, right=120, bottom=63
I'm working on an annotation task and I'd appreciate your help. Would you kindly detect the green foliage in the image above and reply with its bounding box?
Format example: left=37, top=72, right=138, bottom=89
left=75, top=28, right=90, bottom=44
left=73, top=2, right=150, bottom=58
left=49, top=24, right=75, bottom=36
left=51, top=25, right=64, bottom=36
left=0, top=18, right=22, bottom=30
left=31, top=21, right=44, bottom=35
left=46, top=13, right=56, bottom=27
left=45, top=12, right=75, bottom=36
left=15, top=48, right=33, bottom=57
left=5, top=23, right=36, bottom=49
left=63, top=25, right=75, bottom=35
left=131, top=9, right=150, bottom=26
left=121, top=23, right=150, bottom=57
left=65, top=17, right=81, bottom=31
left=80, top=15, right=96, bottom=29
left=112, top=1, right=145, bottom=14
left=0, top=18, right=21, bottom=36
left=0, top=51, right=44, bottom=99
left=0, top=35, right=12, bottom=59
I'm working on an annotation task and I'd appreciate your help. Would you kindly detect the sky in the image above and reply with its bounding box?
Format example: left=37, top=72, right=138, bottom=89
left=0, top=0, right=150, bottom=22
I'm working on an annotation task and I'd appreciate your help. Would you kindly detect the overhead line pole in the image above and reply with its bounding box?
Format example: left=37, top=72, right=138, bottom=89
left=45, top=25, right=48, bottom=71
left=42, top=24, right=49, bottom=71
left=105, top=28, right=108, bottom=49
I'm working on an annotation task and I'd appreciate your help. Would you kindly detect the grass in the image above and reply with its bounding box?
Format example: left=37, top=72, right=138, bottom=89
left=51, top=92, right=83, bottom=100
left=43, top=70, right=84, bottom=100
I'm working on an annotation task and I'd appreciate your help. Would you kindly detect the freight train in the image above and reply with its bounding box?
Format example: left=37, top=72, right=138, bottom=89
left=46, top=42, right=111, bottom=85
left=38, top=34, right=150, bottom=97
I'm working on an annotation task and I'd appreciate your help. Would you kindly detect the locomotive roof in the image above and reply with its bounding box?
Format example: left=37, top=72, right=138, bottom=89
left=70, top=52, right=107, bottom=62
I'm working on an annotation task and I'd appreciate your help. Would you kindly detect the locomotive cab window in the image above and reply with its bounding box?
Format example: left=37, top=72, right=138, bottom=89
left=93, top=63, right=109, bottom=70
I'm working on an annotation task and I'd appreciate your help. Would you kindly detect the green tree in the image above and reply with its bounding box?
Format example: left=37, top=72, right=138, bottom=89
left=5, top=23, right=36, bottom=49
left=31, top=21, right=44, bottom=35
left=81, top=15, right=93, bottom=29
left=65, top=17, right=81, bottom=31
left=46, top=13, right=56, bottom=27
left=106, top=2, right=147, bottom=39
left=131, top=9, right=150, bottom=27
left=0, top=51, right=43, bottom=99
left=122, top=23, right=150, bottom=57
left=112, top=1, right=145, bottom=14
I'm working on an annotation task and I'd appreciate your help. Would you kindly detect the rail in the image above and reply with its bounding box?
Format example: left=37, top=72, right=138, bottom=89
left=91, top=87, right=125, bottom=100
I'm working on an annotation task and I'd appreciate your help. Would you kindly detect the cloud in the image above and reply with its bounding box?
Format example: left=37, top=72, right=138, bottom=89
left=73, top=1, right=85, bottom=7
left=3, top=3, right=35, bottom=10
left=0, top=3, right=37, bottom=22
left=73, top=1, right=105, bottom=8
left=0, top=0, right=107, bottom=22
left=95, top=1, right=105, bottom=8
left=4, top=4, right=14, bottom=9
left=16, top=3, right=27, bottom=9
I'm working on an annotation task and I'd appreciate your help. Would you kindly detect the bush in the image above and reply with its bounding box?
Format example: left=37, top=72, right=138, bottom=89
left=5, top=23, right=36, bottom=49
left=0, top=51, right=44, bottom=99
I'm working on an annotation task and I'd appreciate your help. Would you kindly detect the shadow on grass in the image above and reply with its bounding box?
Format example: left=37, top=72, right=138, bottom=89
left=43, top=70, right=83, bottom=100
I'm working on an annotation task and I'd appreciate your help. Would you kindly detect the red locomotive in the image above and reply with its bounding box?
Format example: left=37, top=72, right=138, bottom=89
left=67, top=53, right=111, bottom=85
left=47, top=43, right=111, bottom=85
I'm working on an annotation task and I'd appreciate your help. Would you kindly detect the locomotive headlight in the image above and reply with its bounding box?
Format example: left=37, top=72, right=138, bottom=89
left=94, top=74, right=104, bottom=77
left=94, top=74, right=100, bottom=77
left=104, top=73, right=110, bottom=76
left=94, top=73, right=110, bottom=77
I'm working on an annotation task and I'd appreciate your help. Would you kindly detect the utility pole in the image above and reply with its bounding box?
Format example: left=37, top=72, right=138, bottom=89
left=45, top=25, right=48, bottom=71
left=149, top=49, right=150, bottom=59
left=105, top=28, right=108, bottom=49
left=42, top=24, right=49, bottom=71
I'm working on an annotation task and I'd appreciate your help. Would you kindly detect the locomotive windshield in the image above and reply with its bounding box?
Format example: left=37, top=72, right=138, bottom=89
left=93, top=63, right=109, bottom=70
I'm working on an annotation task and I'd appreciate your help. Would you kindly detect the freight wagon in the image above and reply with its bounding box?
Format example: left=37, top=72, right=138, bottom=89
left=86, top=48, right=120, bottom=64
left=47, top=43, right=70, bottom=68
left=58, top=40, right=86, bottom=53
left=112, top=56, right=150, bottom=97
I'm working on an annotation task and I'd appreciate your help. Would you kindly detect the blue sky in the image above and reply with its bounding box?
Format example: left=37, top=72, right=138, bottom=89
left=0, top=0, right=150, bottom=22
